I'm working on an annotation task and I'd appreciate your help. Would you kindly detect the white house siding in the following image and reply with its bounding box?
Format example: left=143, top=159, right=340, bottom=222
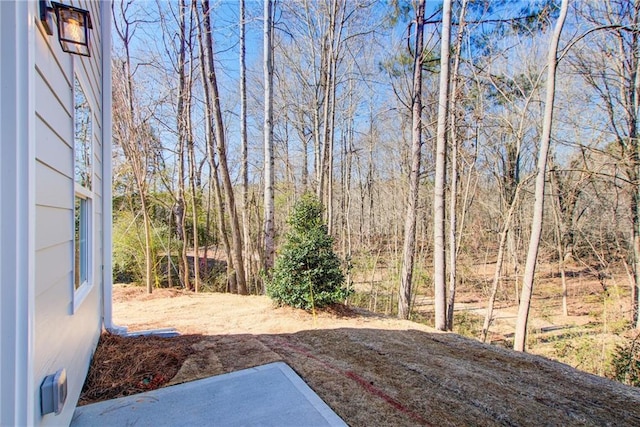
left=33, top=1, right=105, bottom=425
left=0, top=2, right=36, bottom=425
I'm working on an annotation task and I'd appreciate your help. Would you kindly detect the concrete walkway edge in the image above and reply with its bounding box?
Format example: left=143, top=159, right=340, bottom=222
left=71, top=362, right=347, bottom=426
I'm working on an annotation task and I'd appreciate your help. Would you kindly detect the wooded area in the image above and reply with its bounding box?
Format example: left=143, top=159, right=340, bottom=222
left=111, top=0, right=640, bottom=359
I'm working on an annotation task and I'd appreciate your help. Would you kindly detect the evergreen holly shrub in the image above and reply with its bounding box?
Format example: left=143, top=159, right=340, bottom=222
left=266, top=193, right=349, bottom=310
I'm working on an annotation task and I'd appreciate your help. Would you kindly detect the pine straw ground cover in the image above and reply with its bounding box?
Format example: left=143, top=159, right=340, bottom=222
left=79, top=286, right=640, bottom=426
left=78, top=333, right=203, bottom=405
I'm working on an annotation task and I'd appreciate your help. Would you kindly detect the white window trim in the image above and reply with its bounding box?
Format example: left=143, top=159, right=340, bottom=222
left=73, top=193, right=93, bottom=311
left=76, top=184, right=92, bottom=199
left=72, top=69, right=95, bottom=313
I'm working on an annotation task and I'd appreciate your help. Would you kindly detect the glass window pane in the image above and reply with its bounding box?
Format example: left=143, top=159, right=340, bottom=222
left=74, top=77, right=92, bottom=190
left=74, top=196, right=88, bottom=289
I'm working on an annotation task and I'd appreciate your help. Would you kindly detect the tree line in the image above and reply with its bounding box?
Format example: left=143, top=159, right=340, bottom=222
left=111, top=0, right=640, bottom=352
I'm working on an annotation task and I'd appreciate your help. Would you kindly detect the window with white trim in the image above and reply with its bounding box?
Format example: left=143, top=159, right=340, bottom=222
left=74, top=75, right=92, bottom=293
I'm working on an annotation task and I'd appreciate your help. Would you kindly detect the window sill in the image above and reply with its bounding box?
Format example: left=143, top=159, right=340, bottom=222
left=73, top=281, right=94, bottom=313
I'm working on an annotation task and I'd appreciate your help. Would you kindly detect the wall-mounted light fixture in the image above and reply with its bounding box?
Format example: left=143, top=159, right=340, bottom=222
left=40, top=1, right=92, bottom=57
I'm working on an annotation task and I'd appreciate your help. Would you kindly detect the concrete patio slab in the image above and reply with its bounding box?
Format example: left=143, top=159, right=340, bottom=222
left=70, top=362, right=346, bottom=427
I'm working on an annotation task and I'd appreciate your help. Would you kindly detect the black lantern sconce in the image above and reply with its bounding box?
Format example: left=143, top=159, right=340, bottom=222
left=40, top=1, right=93, bottom=57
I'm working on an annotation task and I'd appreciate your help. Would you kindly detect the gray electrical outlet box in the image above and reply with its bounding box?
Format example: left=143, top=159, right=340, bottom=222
left=41, top=368, right=67, bottom=416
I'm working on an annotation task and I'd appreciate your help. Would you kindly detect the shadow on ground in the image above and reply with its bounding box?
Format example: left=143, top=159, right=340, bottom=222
left=80, top=327, right=640, bottom=427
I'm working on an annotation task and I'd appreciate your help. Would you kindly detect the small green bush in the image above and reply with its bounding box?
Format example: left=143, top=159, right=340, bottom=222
left=611, top=334, right=640, bottom=387
left=266, top=193, right=349, bottom=310
left=112, top=211, right=145, bottom=283
left=453, top=311, right=483, bottom=338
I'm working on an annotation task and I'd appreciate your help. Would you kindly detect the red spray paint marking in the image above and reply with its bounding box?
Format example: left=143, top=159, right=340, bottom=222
left=272, top=337, right=433, bottom=426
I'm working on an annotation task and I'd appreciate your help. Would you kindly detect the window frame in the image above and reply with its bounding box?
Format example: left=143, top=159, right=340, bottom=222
left=72, top=71, right=94, bottom=312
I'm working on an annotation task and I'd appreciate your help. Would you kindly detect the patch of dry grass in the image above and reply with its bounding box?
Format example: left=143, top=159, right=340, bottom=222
left=79, top=285, right=640, bottom=426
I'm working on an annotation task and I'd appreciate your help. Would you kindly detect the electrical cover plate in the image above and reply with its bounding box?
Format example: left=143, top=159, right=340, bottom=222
left=41, top=368, right=67, bottom=416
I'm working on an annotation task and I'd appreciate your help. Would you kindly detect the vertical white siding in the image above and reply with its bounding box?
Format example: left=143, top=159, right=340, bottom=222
left=0, top=2, right=36, bottom=425
left=33, top=1, right=105, bottom=425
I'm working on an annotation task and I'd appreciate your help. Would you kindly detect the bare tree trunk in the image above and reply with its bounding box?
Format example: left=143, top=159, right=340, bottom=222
left=481, top=184, right=524, bottom=342
left=573, top=1, right=640, bottom=328
left=433, top=0, right=452, bottom=331
left=367, top=115, right=376, bottom=247
left=446, top=0, right=467, bottom=331
left=112, top=2, right=156, bottom=293
left=188, top=105, right=200, bottom=292
left=185, top=5, right=199, bottom=292
left=176, top=0, right=190, bottom=290
left=326, top=2, right=342, bottom=234
left=200, top=0, right=247, bottom=294
left=317, top=0, right=342, bottom=231
left=313, top=107, right=321, bottom=189
left=631, top=1, right=640, bottom=328
left=263, top=0, right=275, bottom=273
left=398, top=0, right=425, bottom=320
left=301, top=112, right=309, bottom=190
left=240, top=0, right=251, bottom=287
left=194, top=1, right=235, bottom=291
left=514, top=0, right=568, bottom=352
left=212, top=167, right=236, bottom=292
left=317, top=33, right=331, bottom=202
left=202, top=181, right=212, bottom=280
left=550, top=170, right=568, bottom=316
left=447, top=114, right=458, bottom=329
left=188, top=164, right=200, bottom=291
left=633, top=183, right=640, bottom=328
left=343, top=82, right=355, bottom=263
left=141, top=196, right=154, bottom=292
left=327, top=89, right=336, bottom=234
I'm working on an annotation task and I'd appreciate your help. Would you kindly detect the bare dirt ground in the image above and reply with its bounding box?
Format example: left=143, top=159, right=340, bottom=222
left=78, top=284, right=640, bottom=426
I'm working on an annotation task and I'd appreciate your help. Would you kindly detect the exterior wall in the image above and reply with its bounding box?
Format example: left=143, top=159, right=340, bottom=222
left=32, top=1, right=106, bottom=425
left=0, top=2, right=108, bottom=424
left=0, top=2, right=36, bottom=425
